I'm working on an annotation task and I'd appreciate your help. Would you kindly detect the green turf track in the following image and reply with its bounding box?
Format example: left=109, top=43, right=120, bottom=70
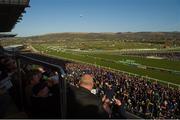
left=77, top=52, right=180, bottom=71
left=33, top=45, right=180, bottom=85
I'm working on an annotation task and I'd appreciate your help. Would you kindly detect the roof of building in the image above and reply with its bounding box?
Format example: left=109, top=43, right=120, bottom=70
left=0, top=0, right=30, bottom=32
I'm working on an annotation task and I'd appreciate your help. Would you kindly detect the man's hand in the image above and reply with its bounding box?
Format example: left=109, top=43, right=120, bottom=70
left=102, top=96, right=112, bottom=116
left=102, top=95, right=106, bottom=103
left=114, top=98, right=122, bottom=106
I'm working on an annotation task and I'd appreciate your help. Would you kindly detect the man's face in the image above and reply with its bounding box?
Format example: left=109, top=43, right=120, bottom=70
left=90, top=76, right=95, bottom=88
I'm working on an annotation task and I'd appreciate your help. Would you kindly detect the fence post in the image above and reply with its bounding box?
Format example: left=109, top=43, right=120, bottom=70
left=16, top=58, right=24, bottom=111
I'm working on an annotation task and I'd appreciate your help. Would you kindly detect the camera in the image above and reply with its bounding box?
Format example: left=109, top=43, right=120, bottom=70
left=110, top=98, right=116, bottom=104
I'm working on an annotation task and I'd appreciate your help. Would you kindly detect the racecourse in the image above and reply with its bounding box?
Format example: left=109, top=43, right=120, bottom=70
left=33, top=44, right=180, bottom=86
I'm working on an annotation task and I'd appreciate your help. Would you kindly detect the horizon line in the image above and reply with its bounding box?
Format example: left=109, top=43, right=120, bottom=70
left=15, top=31, right=180, bottom=37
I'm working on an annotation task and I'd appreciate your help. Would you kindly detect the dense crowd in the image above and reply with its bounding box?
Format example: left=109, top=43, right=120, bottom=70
left=65, top=63, right=180, bottom=119
left=1, top=51, right=180, bottom=119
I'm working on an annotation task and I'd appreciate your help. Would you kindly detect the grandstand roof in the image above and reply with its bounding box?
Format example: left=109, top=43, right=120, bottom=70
left=0, top=33, right=17, bottom=38
left=0, top=0, right=30, bottom=32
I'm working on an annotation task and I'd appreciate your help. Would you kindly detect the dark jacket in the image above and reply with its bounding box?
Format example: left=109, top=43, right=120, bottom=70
left=30, top=84, right=61, bottom=118
left=67, top=85, right=109, bottom=119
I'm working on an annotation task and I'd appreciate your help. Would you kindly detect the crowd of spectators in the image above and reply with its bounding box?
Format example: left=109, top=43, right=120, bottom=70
left=65, top=63, right=180, bottom=119
left=0, top=52, right=125, bottom=119
left=1, top=50, right=180, bottom=119
left=22, top=64, right=124, bottom=119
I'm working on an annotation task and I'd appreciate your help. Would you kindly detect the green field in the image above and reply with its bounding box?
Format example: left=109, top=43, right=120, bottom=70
left=33, top=45, right=180, bottom=85
left=77, top=52, right=180, bottom=71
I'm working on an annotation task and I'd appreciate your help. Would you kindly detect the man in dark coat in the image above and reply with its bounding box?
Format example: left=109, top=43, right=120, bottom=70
left=67, top=74, right=109, bottom=118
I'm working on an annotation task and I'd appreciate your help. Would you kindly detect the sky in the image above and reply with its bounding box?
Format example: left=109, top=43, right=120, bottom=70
left=12, top=0, right=180, bottom=36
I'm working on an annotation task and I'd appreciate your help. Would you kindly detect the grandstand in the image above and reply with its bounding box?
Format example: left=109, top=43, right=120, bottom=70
left=0, top=33, right=17, bottom=38
left=0, top=0, right=30, bottom=32
left=0, top=0, right=180, bottom=119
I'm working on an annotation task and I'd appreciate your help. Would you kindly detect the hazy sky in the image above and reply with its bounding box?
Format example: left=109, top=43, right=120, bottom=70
left=12, top=0, right=180, bottom=36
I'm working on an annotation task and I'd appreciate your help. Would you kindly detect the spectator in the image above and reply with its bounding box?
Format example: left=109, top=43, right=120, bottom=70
left=30, top=81, right=57, bottom=118
left=24, top=69, right=42, bottom=113
left=67, top=74, right=109, bottom=118
left=0, top=56, right=17, bottom=118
